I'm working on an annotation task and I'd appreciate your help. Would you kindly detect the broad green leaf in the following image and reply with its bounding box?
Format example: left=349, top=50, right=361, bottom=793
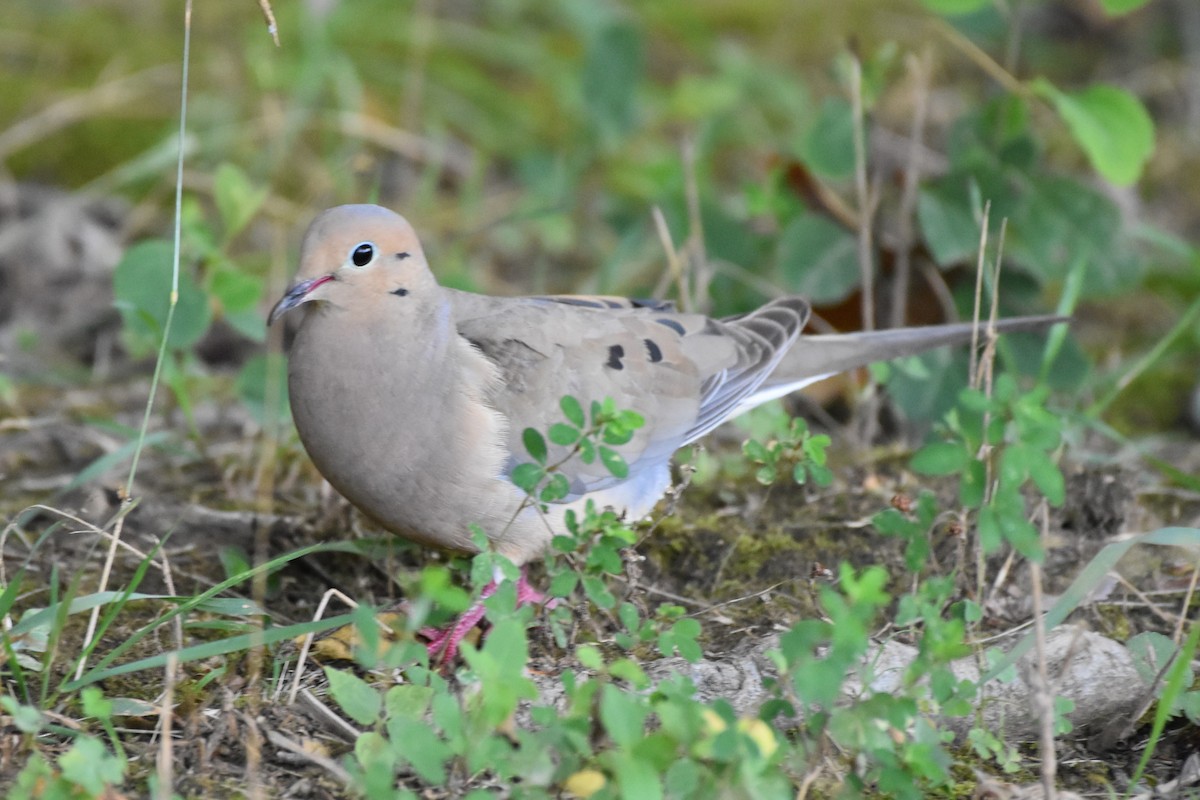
left=541, top=473, right=571, bottom=502
left=917, top=184, right=980, bottom=267
left=386, top=684, right=434, bottom=719
left=582, top=23, right=643, bottom=141
left=910, top=442, right=969, bottom=476
left=777, top=213, right=860, bottom=303
left=978, top=506, right=1001, bottom=553
left=599, top=446, right=629, bottom=478
left=113, top=239, right=212, bottom=355
left=600, top=684, right=647, bottom=748
left=522, top=428, right=547, bottom=463
left=548, top=423, right=579, bottom=446
left=213, top=163, right=268, bottom=241
left=1028, top=453, right=1066, bottom=506
left=549, top=571, right=578, bottom=596
left=386, top=718, right=452, bottom=785
left=801, top=96, right=855, bottom=178
left=561, top=395, right=586, bottom=427
left=512, top=463, right=542, bottom=495
left=59, top=736, right=125, bottom=795
left=235, top=353, right=290, bottom=426
left=611, top=750, right=663, bottom=800
left=1033, top=79, right=1155, bottom=186
left=210, top=265, right=266, bottom=341
left=324, top=667, right=381, bottom=726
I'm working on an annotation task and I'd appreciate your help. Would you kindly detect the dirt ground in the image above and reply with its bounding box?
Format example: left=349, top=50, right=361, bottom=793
left=3, top=355, right=1200, bottom=797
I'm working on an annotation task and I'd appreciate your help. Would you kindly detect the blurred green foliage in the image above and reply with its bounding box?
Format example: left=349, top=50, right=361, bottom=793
left=3, top=0, right=1197, bottom=429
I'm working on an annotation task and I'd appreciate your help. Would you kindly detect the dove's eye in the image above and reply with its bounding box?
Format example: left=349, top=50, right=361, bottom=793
left=350, top=242, right=375, bottom=267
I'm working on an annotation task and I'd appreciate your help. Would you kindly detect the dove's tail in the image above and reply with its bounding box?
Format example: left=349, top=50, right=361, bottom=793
left=738, top=315, right=1069, bottom=411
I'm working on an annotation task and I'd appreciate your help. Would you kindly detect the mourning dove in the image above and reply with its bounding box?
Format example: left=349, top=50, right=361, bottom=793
left=270, top=204, right=1062, bottom=656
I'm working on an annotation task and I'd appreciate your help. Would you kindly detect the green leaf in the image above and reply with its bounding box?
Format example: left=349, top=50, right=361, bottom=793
left=235, top=353, right=290, bottom=426
left=81, top=686, right=112, bottom=720
left=385, top=684, right=434, bottom=719
left=600, top=684, right=647, bottom=748
left=777, top=213, right=861, bottom=304
left=582, top=23, right=643, bottom=141
left=576, top=645, right=604, bottom=670
left=548, top=423, right=580, bottom=446
left=611, top=750, right=663, bottom=800
left=1033, top=79, right=1155, bottom=186
left=1028, top=453, right=1066, bottom=506
left=510, top=463, right=545, bottom=494
left=549, top=571, right=578, bottom=596
left=59, top=736, right=125, bottom=795
left=0, top=697, right=44, bottom=733
left=602, top=423, right=636, bottom=446
left=978, top=506, right=1002, bottom=553
left=213, top=163, right=268, bottom=241
left=324, top=667, right=382, bottom=726
left=210, top=266, right=266, bottom=341
left=742, top=439, right=769, bottom=462
left=910, top=442, right=969, bottom=476
left=522, top=428, right=547, bottom=463
left=917, top=183, right=980, bottom=267
left=113, top=239, right=212, bottom=355
left=919, top=0, right=989, bottom=13
left=583, top=575, right=616, bottom=609
left=541, top=473, right=571, bottom=502
left=801, top=96, right=855, bottom=178
left=599, top=447, right=629, bottom=479
left=386, top=718, right=452, bottom=785
left=561, top=395, right=586, bottom=427
left=1098, top=0, right=1151, bottom=14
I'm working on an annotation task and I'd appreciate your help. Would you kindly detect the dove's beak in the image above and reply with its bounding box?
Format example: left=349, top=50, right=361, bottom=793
left=269, top=274, right=334, bottom=326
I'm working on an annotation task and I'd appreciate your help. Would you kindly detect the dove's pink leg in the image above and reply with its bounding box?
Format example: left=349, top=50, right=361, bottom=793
left=420, top=570, right=547, bottom=664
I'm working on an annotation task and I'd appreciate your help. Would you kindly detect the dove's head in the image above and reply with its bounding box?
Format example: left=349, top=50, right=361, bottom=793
left=269, top=204, right=437, bottom=326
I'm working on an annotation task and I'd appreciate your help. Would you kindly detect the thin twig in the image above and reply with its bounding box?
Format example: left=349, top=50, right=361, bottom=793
left=256, top=0, right=280, bottom=46
left=651, top=206, right=687, bottom=304
left=1031, top=502, right=1057, bottom=800
left=1174, top=566, right=1200, bottom=644
left=155, top=653, right=178, bottom=800
left=890, top=51, right=931, bottom=329
left=263, top=726, right=353, bottom=783
left=682, top=137, right=707, bottom=312
left=848, top=54, right=875, bottom=333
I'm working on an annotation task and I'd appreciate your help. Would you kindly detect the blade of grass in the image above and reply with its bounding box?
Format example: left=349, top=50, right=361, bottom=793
left=1124, top=621, right=1200, bottom=797
left=78, top=0, right=194, bottom=684
left=69, top=541, right=367, bottom=687
left=983, top=527, right=1200, bottom=682
left=1086, top=294, right=1200, bottom=419
left=65, top=612, right=360, bottom=690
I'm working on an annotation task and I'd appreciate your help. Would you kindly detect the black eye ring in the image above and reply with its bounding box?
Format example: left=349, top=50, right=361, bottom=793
left=350, top=242, right=374, bottom=267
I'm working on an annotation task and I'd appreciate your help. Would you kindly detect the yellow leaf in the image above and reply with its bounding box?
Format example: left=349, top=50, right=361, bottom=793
left=738, top=718, right=778, bottom=757
left=563, top=769, right=606, bottom=797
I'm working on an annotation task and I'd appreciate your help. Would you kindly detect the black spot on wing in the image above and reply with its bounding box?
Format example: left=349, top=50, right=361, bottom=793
left=656, top=318, right=686, bottom=336
left=644, top=339, right=663, bottom=363
left=630, top=298, right=676, bottom=311
left=605, top=344, right=625, bottom=370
